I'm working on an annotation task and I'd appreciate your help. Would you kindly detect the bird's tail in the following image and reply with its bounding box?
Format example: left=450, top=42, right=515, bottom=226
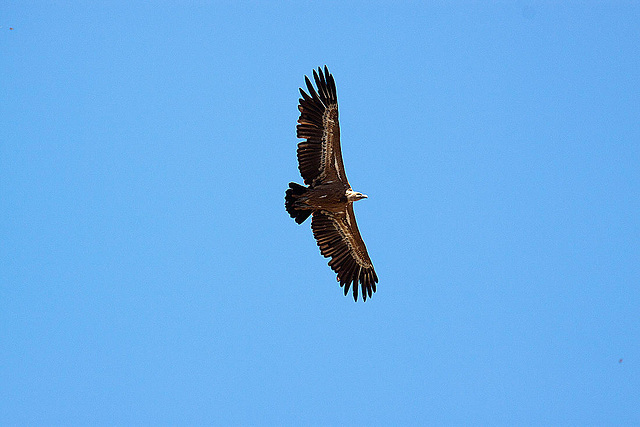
left=285, top=182, right=312, bottom=224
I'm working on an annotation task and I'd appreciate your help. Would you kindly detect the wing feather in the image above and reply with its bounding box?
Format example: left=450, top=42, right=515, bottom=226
left=311, top=207, right=378, bottom=301
left=296, top=66, right=348, bottom=186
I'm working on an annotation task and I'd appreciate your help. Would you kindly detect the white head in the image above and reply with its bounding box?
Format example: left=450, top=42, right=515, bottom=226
left=346, top=189, right=368, bottom=202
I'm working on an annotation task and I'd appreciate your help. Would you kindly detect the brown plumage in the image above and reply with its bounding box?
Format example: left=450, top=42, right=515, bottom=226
left=285, top=66, right=378, bottom=302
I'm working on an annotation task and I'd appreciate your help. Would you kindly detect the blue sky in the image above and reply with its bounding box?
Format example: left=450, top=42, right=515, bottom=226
left=1, top=1, right=638, bottom=425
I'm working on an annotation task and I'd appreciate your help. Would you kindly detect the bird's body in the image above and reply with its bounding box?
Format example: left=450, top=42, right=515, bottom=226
left=292, top=182, right=348, bottom=211
left=285, top=66, right=378, bottom=301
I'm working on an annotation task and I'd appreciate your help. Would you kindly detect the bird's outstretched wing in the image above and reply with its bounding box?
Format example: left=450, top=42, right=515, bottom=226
left=296, top=66, right=349, bottom=186
left=311, top=205, right=378, bottom=301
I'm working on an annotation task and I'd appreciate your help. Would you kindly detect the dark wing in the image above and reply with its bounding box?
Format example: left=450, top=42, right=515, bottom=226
left=311, top=205, right=378, bottom=301
left=296, top=66, right=349, bottom=187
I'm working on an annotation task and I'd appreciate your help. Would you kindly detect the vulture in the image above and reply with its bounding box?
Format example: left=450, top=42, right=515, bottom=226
left=285, top=66, right=378, bottom=301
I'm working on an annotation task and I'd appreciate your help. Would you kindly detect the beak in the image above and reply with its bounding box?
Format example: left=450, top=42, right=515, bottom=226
left=361, top=194, right=368, bottom=199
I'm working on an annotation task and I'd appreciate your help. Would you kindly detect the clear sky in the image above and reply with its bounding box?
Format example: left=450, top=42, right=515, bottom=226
left=1, top=1, right=638, bottom=425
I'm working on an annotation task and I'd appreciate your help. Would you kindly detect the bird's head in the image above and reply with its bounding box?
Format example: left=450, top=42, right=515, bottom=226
left=346, top=189, right=368, bottom=202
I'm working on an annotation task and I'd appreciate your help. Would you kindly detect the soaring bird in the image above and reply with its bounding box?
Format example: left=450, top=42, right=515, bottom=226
left=285, top=66, right=378, bottom=301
